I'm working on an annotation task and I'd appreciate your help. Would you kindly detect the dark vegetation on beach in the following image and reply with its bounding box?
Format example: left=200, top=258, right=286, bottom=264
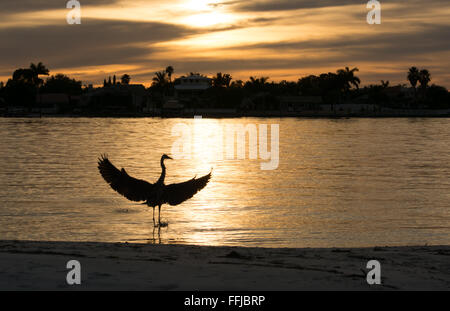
left=0, top=63, right=449, bottom=116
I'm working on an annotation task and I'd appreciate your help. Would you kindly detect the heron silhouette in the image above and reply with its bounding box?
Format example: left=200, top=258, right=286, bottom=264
left=98, top=154, right=211, bottom=226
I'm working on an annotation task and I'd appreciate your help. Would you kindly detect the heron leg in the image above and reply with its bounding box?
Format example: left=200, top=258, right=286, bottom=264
left=151, top=225, right=161, bottom=244
left=152, top=207, right=155, bottom=225
left=158, top=205, right=161, bottom=226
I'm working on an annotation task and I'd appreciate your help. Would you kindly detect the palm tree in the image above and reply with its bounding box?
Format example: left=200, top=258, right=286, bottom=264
left=337, top=67, right=360, bottom=91
left=152, top=71, right=171, bottom=103
left=407, top=67, right=420, bottom=97
left=418, top=69, right=431, bottom=89
left=212, top=72, right=232, bottom=88
left=165, top=66, right=174, bottom=83
left=230, top=80, right=243, bottom=88
left=418, top=69, right=431, bottom=101
left=247, top=76, right=269, bottom=89
left=121, top=74, right=131, bottom=85
left=29, top=62, right=49, bottom=87
left=259, top=77, right=269, bottom=85
left=152, top=71, right=168, bottom=88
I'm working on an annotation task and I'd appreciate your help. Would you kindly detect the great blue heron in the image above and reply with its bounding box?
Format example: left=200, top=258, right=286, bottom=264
left=98, top=154, right=211, bottom=226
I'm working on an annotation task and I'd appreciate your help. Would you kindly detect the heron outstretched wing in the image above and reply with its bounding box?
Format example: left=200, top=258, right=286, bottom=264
left=163, top=171, right=211, bottom=206
left=98, top=155, right=154, bottom=202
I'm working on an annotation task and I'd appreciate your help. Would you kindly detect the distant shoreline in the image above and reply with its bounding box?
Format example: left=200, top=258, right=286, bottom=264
left=1, top=240, right=449, bottom=290
left=2, top=111, right=450, bottom=119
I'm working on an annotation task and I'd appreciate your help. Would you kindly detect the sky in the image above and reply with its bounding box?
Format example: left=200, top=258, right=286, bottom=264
left=1, top=0, right=449, bottom=87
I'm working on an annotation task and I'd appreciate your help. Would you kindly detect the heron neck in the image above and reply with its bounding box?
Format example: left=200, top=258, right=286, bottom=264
left=157, top=158, right=166, bottom=184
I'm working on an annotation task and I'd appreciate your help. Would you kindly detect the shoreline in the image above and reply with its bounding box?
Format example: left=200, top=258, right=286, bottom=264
left=1, top=240, right=449, bottom=290
left=2, top=113, right=450, bottom=119
left=2, top=108, right=450, bottom=119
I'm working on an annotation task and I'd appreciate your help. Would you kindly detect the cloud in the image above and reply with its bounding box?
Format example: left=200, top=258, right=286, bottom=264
left=0, top=19, right=198, bottom=71
left=142, top=22, right=450, bottom=86
left=232, top=23, right=450, bottom=58
left=233, top=0, right=359, bottom=12
left=0, top=0, right=119, bottom=15
left=0, top=0, right=449, bottom=87
left=231, top=0, right=450, bottom=12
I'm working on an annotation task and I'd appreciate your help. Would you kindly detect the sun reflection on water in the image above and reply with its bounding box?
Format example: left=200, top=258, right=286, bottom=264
left=1, top=118, right=450, bottom=248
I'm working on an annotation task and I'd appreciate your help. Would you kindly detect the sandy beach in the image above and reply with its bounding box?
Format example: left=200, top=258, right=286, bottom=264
left=0, top=240, right=449, bottom=290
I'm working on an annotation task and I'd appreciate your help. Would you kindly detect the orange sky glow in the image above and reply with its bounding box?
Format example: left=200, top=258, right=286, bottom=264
left=0, top=0, right=449, bottom=88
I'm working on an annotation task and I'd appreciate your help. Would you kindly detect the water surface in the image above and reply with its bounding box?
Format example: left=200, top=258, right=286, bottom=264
left=0, top=117, right=449, bottom=248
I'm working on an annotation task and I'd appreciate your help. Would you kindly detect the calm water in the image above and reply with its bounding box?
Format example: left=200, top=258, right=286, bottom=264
left=0, top=117, right=449, bottom=248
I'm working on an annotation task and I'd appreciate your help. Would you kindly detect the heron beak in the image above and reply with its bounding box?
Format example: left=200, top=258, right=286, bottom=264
left=167, top=156, right=173, bottom=160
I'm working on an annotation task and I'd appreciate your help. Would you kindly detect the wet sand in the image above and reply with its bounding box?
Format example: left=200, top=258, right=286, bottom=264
left=0, top=240, right=449, bottom=290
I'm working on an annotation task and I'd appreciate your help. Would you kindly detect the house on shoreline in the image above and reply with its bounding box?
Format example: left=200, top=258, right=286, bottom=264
left=80, top=84, right=150, bottom=114
left=171, top=75, right=213, bottom=109
left=174, top=75, right=212, bottom=94
left=35, top=93, right=70, bottom=114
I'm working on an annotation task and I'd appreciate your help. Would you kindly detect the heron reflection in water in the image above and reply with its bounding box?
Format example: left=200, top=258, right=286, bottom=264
left=98, top=154, right=211, bottom=227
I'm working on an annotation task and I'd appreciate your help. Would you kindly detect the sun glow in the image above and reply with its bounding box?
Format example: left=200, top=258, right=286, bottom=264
left=183, top=11, right=235, bottom=27
left=182, top=0, right=212, bottom=11
left=179, top=0, right=236, bottom=27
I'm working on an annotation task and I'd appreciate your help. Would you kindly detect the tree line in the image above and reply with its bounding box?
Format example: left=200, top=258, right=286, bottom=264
left=149, top=65, right=449, bottom=110
left=0, top=63, right=449, bottom=111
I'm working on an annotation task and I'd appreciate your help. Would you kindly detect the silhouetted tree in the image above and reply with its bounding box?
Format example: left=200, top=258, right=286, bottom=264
left=152, top=71, right=169, bottom=88
left=40, top=74, right=82, bottom=95
left=418, top=69, right=431, bottom=90
left=298, top=75, right=321, bottom=96
left=407, top=67, right=420, bottom=89
left=0, top=81, right=5, bottom=105
left=30, top=62, right=49, bottom=87
left=121, top=74, right=131, bottom=85
left=12, top=68, right=34, bottom=84
left=3, top=64, right=49, bottom=108
left=337, top=67, right=361, bottom=92
left=407, top=67, right=420, bottom=100
left=425, top=84, right=449, bottom=109
left=277, top=80, right=299, bottom=95
left=3, top=62, right=447, bottom=114
left=212, top=72, right=232, bottom=88
left=363, top=81, right=391, bottom=107
left=165, top=66, right=174, bottom=83
left=230, top=80, right=244, bottom=88
left=4, top=77, right=36, bottom=108
left=245, top=76, right=269, bottom=92
left=316, top=73, right=347, bottom=110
